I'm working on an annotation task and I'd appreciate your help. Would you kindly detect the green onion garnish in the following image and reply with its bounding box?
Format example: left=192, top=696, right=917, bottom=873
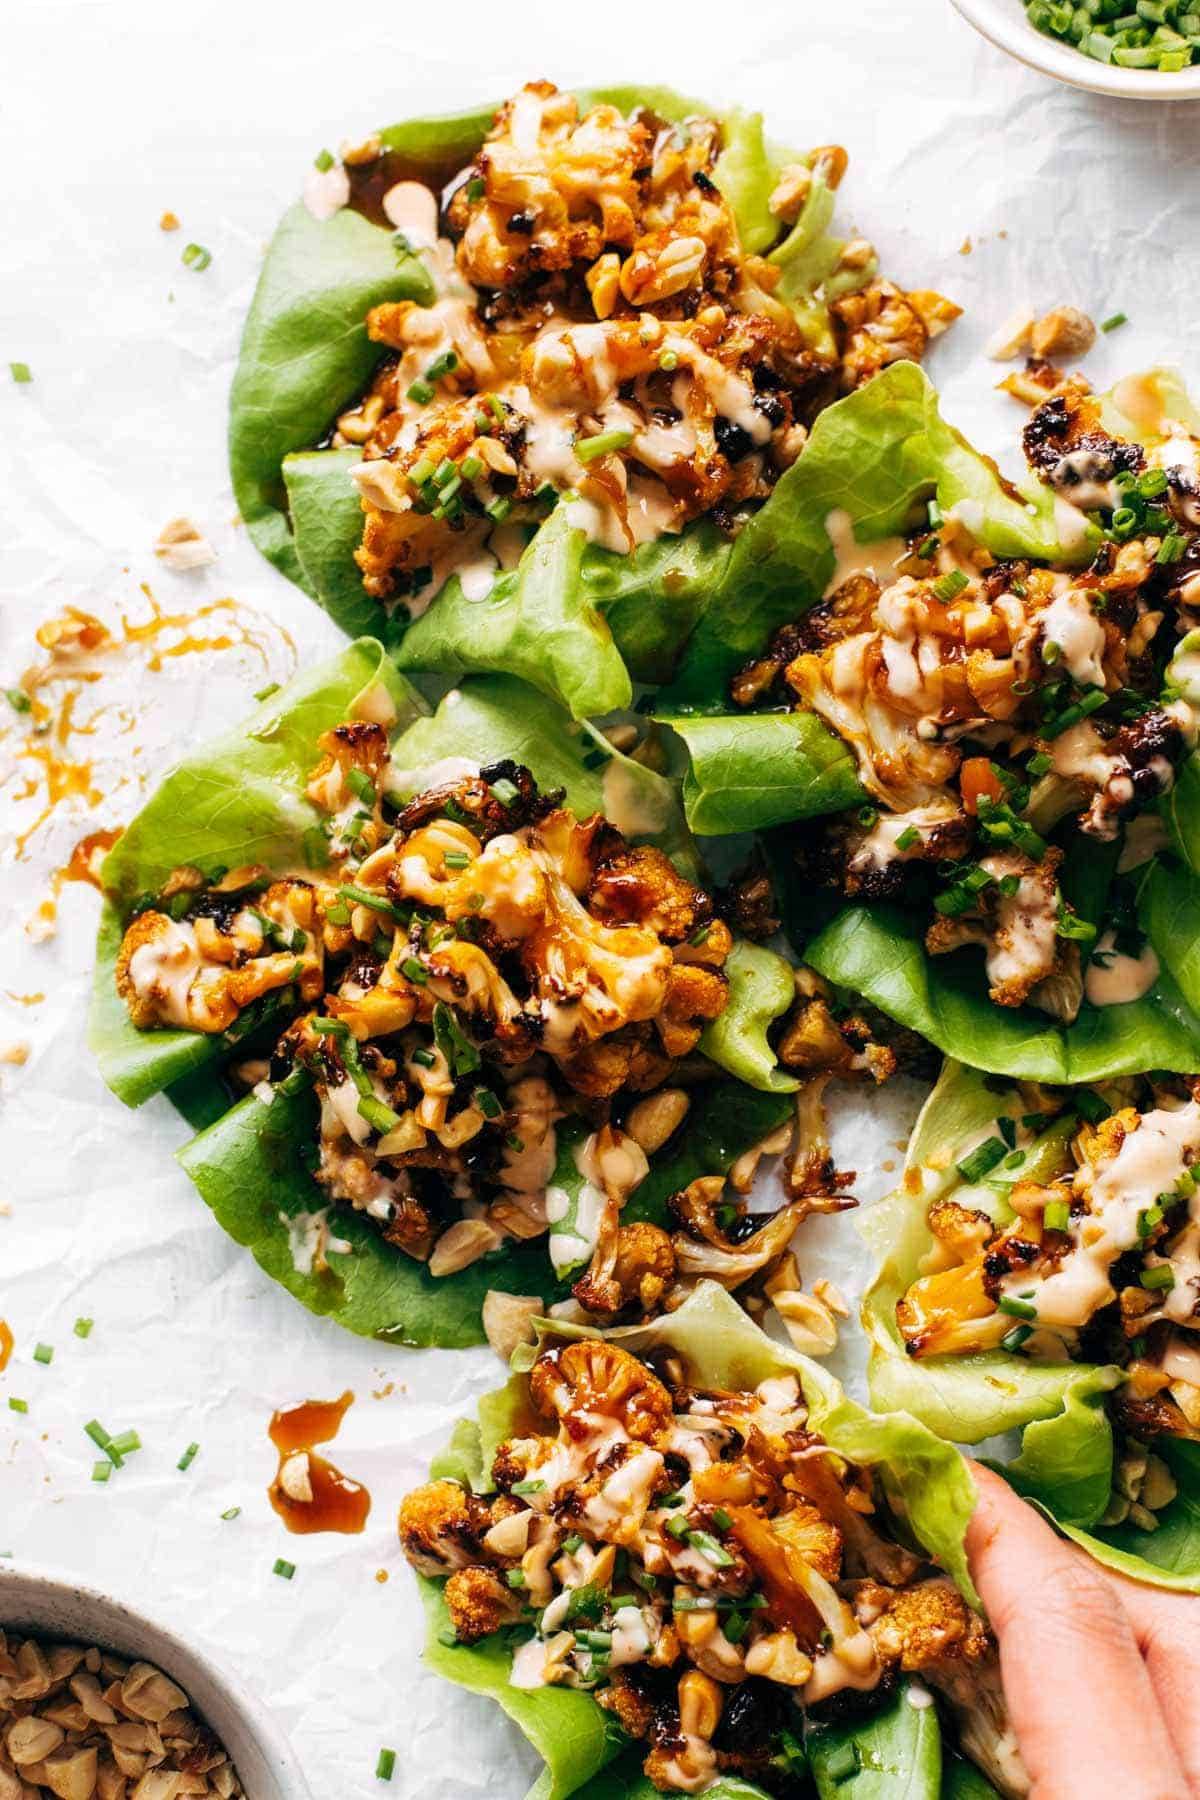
left=466, top=177, right=485, bottom=201
left=221, top=1506, right=242, bottom=1521
left=511, top=1478, right=545, bottom=1495
left=575, top=428, right=634, bottom=463
left=8, top=1398, right=27, bottom=1414
left=73, top=1318, right=93, bottom=1339
left=1027, top=751, right=1052, bottom=776
left=346, top=767, right=375, bottom=804
left=1138, top=1203, right=1165, bottom=1237
left=485, top=495, right=512, bottom=523
left=475, top=1087, right=503, bottom=1120
left=711, top=1507, right=733, bottom=1532
left=490, top=777, right=520, bottom=806
left=407, top=379, right=434, bottom=405
left=273, top=1558, right=296, bottom=1579
left=1043, top=1201, right=1071, bottom=1232
left=178, top=1442, right=200, bottom=1471
left=895, top=825, right=920, bottom=851
left=314, top=148, right=335, bottom=171
left=998, top=1293, right=1038, bottom=1320
left=376, top=1748, right=397, bottom=1782
left=824, top=1741, right=860, bottom=1784
left=563, top=1534, right=584, bottom=1554
left=33, top=1344, right=53, bottom=1366
left=110, top=1431, right=141, bottom=1457
left=505, top=1569, right=527, bottom=1589
left=1001, top=1324, right=1034, bottom=1353
left=1100, top=312, right=1129, bottom=332
left=254, top=681, right=280, bottom=703
left=10, top=362, right=32, bottom=384
left=460, top=455, right=483, bottom=481
left=358, top=1095, right=402, bottom=1135
left=182, top=243, right=212, bottom=272
left=426, top=350, right=459, bottom=381
left=92, top=1462, right=112, bottom=1484
left=85, top=1421, right=111, bottom=1450
left=1141, top=1265, right=1175, bottom=1291
left=932, top=569, right=969, bottom=602
left=665, top=1515, right=691, bottom=1541
left=687, top=1530, right=734, bottom=1567
left=955, top=1138, right=1008, bottom=1183
left=5, top=688, right=31, bottom=713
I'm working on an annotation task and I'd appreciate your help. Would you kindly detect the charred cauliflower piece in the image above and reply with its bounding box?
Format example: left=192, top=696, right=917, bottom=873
left=529, top=1340, right=673, bottom=1444
left=398, top=1480, right=492, bottom=1576
left=444, top=1565, right=524, bottom=1643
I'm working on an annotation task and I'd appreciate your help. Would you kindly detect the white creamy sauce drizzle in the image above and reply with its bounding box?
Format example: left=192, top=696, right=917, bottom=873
left=279, top=1208, right=351, bottom=1274
left=1038, top=588, right=1107, bottom=687
left=1085, top=932, right=1161, bottom=1007
left=381, top=180, right=439, bottom=246
left=1012, top=1102, right=1200, bottom=1326
left=979, top=855, right=1057, bottom=990
left=303, top=162, right=350, bottom=221
left=128, top=920, right=203, bottom=1026
left=600, top=758, right=672, bottom=838
left=457, top=554, right=498, bottom=601
left=822, top=510, right=906, bottom=599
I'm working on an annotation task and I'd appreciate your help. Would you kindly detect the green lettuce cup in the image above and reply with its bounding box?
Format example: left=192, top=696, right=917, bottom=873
left=230, top=84, right=955, bottom=718
left=402, top=1283, right=1017, bottom=1798
left=862, top=1059, right=1200, bottom=1592
left=89, top=642, right=800, bottom=1348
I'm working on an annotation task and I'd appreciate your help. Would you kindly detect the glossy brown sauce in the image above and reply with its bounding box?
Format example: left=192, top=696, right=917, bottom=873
left=268, top=1391, right=371, bottom=1535
left=346, top=148, right=473, bottom=230
left=0, top=1321, right=13, bottom=1373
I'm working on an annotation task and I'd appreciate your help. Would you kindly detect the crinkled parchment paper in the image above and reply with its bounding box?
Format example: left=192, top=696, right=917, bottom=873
left=3, top=2, right=1200, bottom=1792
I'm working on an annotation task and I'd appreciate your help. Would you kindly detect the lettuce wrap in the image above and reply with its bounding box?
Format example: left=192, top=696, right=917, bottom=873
left=862, top=1060, right=1200, bottom=1592
left=89, top=643, right=798, bottom=1347
left=409, top=1282, right=1006, bottom=1798
left=229, top=85, right=937, bottom=718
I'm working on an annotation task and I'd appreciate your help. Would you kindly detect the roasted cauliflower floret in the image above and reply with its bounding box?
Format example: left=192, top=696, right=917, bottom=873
left=444, top=1564, right=524, bottom=1643
left=529, top=1341, right=672, bottom=1444
left=771, top=1502, right=843, bottom=1584
left=586, top=846, right=710, bottom=942
left=398, top=1480, right=490, bottom=1577
left=925, top=848, right=1068, bottom=1014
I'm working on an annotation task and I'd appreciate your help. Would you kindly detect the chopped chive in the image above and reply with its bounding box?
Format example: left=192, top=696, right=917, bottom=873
left=181, top=242, right=212, bottom=271
left=659, top=1491, right=686, bottom=1508
left=426, top=350, right=459, bottom=380
left=411, top=1047, right=436, bottom=1069
left=723, top=1611, right=751, bottom=1643
left=665, top=1514, right=691, bottom=1541
left=339, top=884, right=406, bottom=920
left=9, top=362, right=32, bottom=384
left=376, top=1748, right=397, bottom=1782
left=254, top=681, right=280, bottom=703
left=576, top=1628, right=613, bottom=1649
left=460, top=455, right=483, bottom=481
left=575, top=428, right=634, bottom=463
left=409, top=456, right=435, bottom=488
left=711, top=1507, right=733, bottom=1532
left=505, top=1134, right=525, bottom=1153
left=895, top=825, right=921, bottom=851
left=109, top=1431, right=141, bottom=1457
left=1158, top=533, right=1187, bottom=565
left=932, top=569, right=969, bottom=602
left=7, top=1398, right=27, bottom=1414
left=466, top=177, right=486, bottom=201
left=824, top=1741, right=860, bottom=1784
left=401, top=956, right=428, bottom=986
left=407, top=379, right=434, bottom=405
left=221, top=1506, right=242, bottom=1521
left=487, top=394, right=506, bottom=426
left=511, top=1478, right=545, bottom=1495
left=927, top=498, right=943, bottom=527
left=687, top=1530, right=735, bottom=1567
left=1138, top=1203, right=1165, bottom=1238
left=1100, top=312, right=1128, bottom=333
left=443, top=850, right=471, bottom=870
left=998, top=1293, right=1038, bottom=1320
left=505, top=1569, right=527, bottom=1589
left=358, top=1095, right=402, bottom=1135
left=273, top=1558, right=296, bottom=1579
left=1073, top=1088, right=1110, bottom=1125
left=178, top=1442, right=200, bottom=1471
left=956, top=1138, right=1008, bottom=1182
left=1043, top=1201, right=1071, bottom=1232
left=85, top=1420, right=111, bottom=1450
left=5, top=687, right=31, bottom=713
left=314, top=148, right=335, bottom=171
left=1027, top=751, right=1053, bottom=776
left=563, top=1534, right=584, bottom=1554
left=1141, top=1265, right=1175, bottom=1291
left=346, top=767, right=375, bottom=804
left=33, top=1344, right=53, bottom=1366
left=474, top=1087, right=503, bottom=1120
left=73, top=1318, right=93, bottom=1339
left=490, top=776, right=520, bottom=806
left=1001, top=1324, right=1034, bottom=1353
left=485, top=495, right=512, bottom=523
left=92, top=1461, right=112, bottom=1484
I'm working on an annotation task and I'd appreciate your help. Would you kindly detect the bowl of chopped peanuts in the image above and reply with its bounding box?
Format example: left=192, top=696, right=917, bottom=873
left=952, top=0, right=1200, bottom=97
left=0, top=1563, right=310, bottom=1799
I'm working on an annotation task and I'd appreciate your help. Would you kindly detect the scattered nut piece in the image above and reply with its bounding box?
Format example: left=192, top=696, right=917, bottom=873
left=154, top=518, right=216, bottom=572
left=0, top=1042, right=29, bottom=1066
left=985, top=307, right=1035, bottom=361
left=813, top=1276, right=851, bottom=1317
left=768, top=163, right=812, bottom=222
left=277, top=1450, right=314, bottom=1504
left=1031, top=305, right=1096, bottom=360
left=481, top=1290, right=543, bottom=1362
left=625, top=1088, right=690, bottom=1155
left=429, top=1217, right=503, bottom=1277
left=340, top=133, right=382, bottom=166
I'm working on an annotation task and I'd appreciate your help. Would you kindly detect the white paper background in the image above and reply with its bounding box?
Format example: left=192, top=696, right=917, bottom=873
left=2, top=3, right=1198, bottom=1794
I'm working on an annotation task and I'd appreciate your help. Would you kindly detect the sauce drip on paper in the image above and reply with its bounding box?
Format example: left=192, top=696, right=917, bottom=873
left=0, top=1322, right=13, bottom=1373
left=268, top=1391, right=371, bottom=1535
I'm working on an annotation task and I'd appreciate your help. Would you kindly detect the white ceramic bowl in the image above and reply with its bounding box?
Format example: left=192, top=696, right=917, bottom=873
left=0, top=1563, right=311, bottom=1800
left=951, top=0, right=1200, bottom=98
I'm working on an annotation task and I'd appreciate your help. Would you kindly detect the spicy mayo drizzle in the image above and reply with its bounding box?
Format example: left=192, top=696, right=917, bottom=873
left=267, top=1391, right=371, bottom=1535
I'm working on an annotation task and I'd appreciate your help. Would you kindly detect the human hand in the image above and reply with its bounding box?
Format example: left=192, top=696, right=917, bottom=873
left=967, top=1463, right=1200, bottom=1799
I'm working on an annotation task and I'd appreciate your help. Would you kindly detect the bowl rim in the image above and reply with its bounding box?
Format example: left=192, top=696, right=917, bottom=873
left=950, top=0, right=1200, bottom=98
left=0, top=1560, right=312, bottom=1800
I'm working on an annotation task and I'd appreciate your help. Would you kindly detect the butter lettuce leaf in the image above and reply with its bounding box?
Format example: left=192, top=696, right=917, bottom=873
left=863, top=1062, right=1200, bottom=1587
left=798, top=884, right=1200, bottom=1083
left=411, top=1285, right=979, bottom=1795
left=88, top=638, right=425, bottom=1107
left=395, top=508, right=633, bottom=720
left=662, top=709, right=862, bottom=835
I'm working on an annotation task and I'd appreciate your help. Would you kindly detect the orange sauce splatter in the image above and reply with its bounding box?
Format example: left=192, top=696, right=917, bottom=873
left=0, top=1322, right=13, bottom=1373
left=268, top=1392, right=370, bottom=1536
left=5, top=994, right=44, bottom=1007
